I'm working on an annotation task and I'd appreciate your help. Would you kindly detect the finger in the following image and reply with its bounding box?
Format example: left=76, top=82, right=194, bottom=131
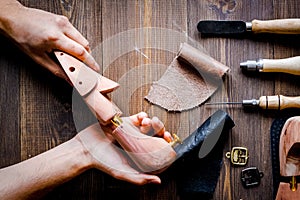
left=33, top=53, right=70, bottom=82
left=120, top=173, right=161, bottom=185
left=56, top=36, right=100, bottom=72
left=163, top=131, right=173, bottom=143
left=140, top=117, right=152, bottom=134
left=129, top=112, right=148, bottom=126
left=151, top=116, right=165, bottom=137
left=61, top=17, right=91, bottom=53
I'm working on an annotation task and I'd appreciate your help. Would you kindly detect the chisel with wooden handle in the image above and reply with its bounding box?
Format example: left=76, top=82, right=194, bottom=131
left=240, top=56, right=300, bottom=75
left=197, top=19, right=300, bottom=35
left=206, top=95, right=300, bottom=110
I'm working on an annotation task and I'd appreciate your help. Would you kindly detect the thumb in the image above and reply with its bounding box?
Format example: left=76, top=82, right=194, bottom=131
left=123, top=173, right=161, bottom=185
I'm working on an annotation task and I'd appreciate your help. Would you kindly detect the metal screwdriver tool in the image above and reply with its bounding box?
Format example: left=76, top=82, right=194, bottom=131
left=206, top=95, right=300, bottom=110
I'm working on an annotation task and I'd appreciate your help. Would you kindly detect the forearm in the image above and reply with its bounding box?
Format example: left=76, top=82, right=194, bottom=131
left=0, top=0, right=24, bottom=32
left=0, top=137, right=92, bottom=200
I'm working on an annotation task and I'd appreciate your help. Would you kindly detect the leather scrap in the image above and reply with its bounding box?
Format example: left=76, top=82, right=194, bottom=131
left=145, top=42, right=229, bottom=111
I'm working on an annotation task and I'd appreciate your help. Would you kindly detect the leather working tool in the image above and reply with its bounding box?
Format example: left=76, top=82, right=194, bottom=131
left=240, top=56, right=300, bottom=75
left=206, top=95, right=300, bottom=110
left=197, top=18, right=300, bottom=35
left=54, top=51, right=235, bottom=175
left=54, top=51, right=178, bottom=173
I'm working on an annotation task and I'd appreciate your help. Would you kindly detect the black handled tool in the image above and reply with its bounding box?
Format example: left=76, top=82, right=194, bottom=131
left=197, top=19, right=300, bottom=35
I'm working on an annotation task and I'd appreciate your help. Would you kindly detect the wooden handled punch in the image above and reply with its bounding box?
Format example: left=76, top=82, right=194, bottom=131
left=240, top=56, right=300, bottom=75
left=258, top=95, right=300, bottom=110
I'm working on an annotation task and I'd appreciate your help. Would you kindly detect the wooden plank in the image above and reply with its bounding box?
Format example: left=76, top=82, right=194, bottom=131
left=100, top=0, right=188, bottom=199
left=188, top=0, right=276, bottom=199
left=18, top=0, right=105, bottom=199
left=272, top=0, right=300, bottom=199
left=2, top=0, right=299, bottom=199
left=0, top=36, right=21, bottom=168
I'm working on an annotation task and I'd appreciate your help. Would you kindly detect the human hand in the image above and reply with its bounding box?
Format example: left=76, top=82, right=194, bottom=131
left=75, top=112, right=172, bottom=185
left=0, top=2, right=99, bottom=81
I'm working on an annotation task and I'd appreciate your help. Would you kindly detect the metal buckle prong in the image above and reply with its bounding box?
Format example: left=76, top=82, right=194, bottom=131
left=111, top=115, right=123, bottom=127
left=170, top=133, right=182, bottom=147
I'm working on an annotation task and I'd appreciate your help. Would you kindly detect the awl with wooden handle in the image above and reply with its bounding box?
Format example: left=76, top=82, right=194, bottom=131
left=240, top=56, right=300, bottom=75
left=197, top=18, right=300, bottom=35
left=206, top=95, right=300, bottom=110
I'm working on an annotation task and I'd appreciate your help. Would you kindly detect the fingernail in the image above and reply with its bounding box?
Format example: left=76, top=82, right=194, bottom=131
left=141, top=118, right=151, bottom=126
left=164, top=132, right=173, bottom=143
left=94, top=62, right=100, bottom=72
left=148, top=178, right=161, bottom=184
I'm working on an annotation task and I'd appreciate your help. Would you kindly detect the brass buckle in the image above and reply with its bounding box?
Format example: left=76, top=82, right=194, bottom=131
left=226, top=147, right=249, bottom=166
left=170, top=133, right=182, bottom=147
left=111, top=115, right=123, bottom=127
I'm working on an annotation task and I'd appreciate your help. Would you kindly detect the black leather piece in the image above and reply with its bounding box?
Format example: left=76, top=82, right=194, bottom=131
left=166, top=109, right=235, bottom=199
left=174, top=110, right=235, bottom=160
left=270, top=117, right=286, bottom=199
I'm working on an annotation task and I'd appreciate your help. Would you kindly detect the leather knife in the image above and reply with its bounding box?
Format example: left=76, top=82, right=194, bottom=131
left=197, top=18, right=300, bottom=35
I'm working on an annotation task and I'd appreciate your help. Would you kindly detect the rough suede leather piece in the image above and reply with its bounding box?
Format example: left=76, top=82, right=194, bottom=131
left=145, top=43, right=229, bottom=111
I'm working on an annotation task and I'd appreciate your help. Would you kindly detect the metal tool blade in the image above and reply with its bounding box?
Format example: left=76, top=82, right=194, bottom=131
left=197, top=20, right=247, bottom=35
left=205, top=102, right=243, bottom=105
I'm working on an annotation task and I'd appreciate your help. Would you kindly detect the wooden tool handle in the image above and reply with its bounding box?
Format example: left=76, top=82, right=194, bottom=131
left=252, top=19, right=300, bottom=34
left=259, top=95, right=300, bottom=110
left=262, top=56, right=300, bottom=75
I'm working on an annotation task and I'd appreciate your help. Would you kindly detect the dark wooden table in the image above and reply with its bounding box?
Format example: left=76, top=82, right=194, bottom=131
left=1, top=0, right=300, bottom=199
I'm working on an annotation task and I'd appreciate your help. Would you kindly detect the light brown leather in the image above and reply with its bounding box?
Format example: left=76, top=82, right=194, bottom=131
left=145, top=42, right=229, bottom=111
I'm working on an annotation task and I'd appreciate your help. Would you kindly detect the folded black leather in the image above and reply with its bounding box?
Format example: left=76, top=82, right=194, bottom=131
left=164, top=109, right=235, bottom=199
left=174, top=109, right=234, bottom=160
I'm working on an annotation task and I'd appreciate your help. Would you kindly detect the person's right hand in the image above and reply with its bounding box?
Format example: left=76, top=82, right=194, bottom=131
left=0, top=1, right=99, bottom=81
left=75, top=112, right=173, bottom=185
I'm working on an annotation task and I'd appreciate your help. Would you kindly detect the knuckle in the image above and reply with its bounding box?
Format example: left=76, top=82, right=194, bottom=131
left=53, top=69, right=62, bottom=77
left=55, top=15, right=70, bottom=27
left=75, top=47, right=86, bottom=58
left=46, top=32, right=60, bottom=42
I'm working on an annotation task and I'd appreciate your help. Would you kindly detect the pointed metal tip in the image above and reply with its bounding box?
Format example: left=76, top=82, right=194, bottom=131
left=205, top=102, right=243, bottom=105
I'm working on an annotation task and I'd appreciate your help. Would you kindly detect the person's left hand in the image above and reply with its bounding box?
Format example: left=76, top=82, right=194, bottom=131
left=1, top=3, right=99, bottom=81
left=75, top=112, right=172, bottom=185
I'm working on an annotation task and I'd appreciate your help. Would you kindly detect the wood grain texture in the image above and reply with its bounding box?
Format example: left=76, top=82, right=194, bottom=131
left=0, top=36, right=21, bottom=168
left=0, top=0, right=300, bottom=199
